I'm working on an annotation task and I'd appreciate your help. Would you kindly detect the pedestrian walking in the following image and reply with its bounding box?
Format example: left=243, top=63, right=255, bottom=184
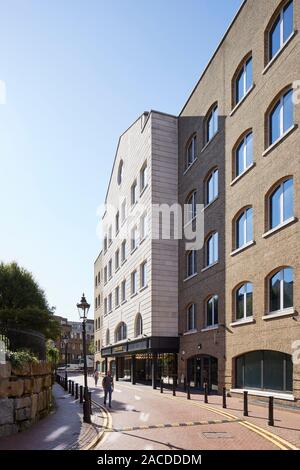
left=94, top=369, right=99, bottom=387
left=102, top=370, right=114, bottom=408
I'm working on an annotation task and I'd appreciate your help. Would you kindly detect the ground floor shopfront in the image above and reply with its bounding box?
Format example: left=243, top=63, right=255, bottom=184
left=100, top=336, right=179, bottom=387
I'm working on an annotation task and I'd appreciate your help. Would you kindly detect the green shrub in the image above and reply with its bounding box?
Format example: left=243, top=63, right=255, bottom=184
left=7, top=349, right=39, bottom=368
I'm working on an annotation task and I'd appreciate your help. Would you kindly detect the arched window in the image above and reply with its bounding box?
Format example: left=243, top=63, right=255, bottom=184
left=117, top=160, right=124, bottom=185
left=269, top=178, right=293, bottom=230
left=236, top=351, right=293, bottom=392
left=206, top=295, right=218, bottom=327
left=235, top=131, right=253, bottom=178
left=186, top=304, right=196, bottom=331
left=106, top=329, right=110, bottom=346
left=206, top=104, right=218, bottom=143
left=186, top=250, right=197, bottom=278
left=235, top=283, right=253, bottom=320
left=206, top=232, right=218, bottom=267
left=115, top=322, right=127, bottom=342
left=268, top=0, right=294, bottom=62
left=134, top=313, right=143, bottom=337
left=268, top=88, right=293, bottom=146
left=185, top=135, right=197, bottom=170
left=206, top=168, right=218, bottom=205
left=234, top=55, right=253, bottom=106
left=186, top=190, right=197, bottom=222
left=235, top=207, right=253, bottom=249
left=269, top=267, right=293, bottom=313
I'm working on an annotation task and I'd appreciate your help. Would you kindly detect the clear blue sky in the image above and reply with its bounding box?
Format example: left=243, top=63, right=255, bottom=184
left=0, top=0, right=242, bottom=320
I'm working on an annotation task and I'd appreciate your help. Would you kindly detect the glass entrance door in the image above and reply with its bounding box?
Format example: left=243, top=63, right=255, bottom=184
left=187, top=355, right=218, bottom=391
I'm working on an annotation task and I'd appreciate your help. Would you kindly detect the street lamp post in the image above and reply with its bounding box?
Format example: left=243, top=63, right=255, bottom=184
left=77, top=293, right=91, bottom=424
left=62, top=335, right=69, bottom=389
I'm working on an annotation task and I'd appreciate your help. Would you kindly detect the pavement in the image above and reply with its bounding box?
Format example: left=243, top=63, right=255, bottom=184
left=1, top=374, right=299, bottom=451
left=71, top=374, right=300, bottom=451
left=0, top=383, right=104, bottom=450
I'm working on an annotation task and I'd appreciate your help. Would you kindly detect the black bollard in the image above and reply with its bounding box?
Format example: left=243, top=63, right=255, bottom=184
left=68, top=380, right=71, bottom=394
left=80, top=385, right=83, bottom=403
left=222, top=387, right=227, bottom=409
left=172, top=376, right=176, bottom=396
left=183, top=377, right=187, bottom=393
left=160, top=378, right=163, bottom=394
left=243, top=391, right=248, bottom=417
left=75, top=383, right=79, bottom=400
left=71, top=381, right=75, bottom=396
left=187, top=381, right=191, bottom=400
left=88, top=391, right=92, bottom=415
left=204, top=382, right=208, bottom=404
left=268, top=396, right=274, bottom=426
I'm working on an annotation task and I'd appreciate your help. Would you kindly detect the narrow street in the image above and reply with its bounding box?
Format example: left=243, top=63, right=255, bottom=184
left=71, top=374, right=300, bottom=451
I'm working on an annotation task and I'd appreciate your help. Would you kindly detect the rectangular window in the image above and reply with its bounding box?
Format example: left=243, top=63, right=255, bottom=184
left=140, top=261, right=147, bottom=288
left=140, top=212, right=148, bottom=240
left=131, top=270, right=138, bottom=295
left=121, top=199, right=126, bottom=223
left=115, top=286, right=120, bottom=307
left=207, top=106, right=218, bottom=142
left=131, top=181, right=137, bottom=206
left=104, top=298, right=108, bottom=315
left=131, top=226, right=138, bottom=251
left=108, top=259, right=112, bottom=279
left=121, top=240, right=127, bottom=262
left=108, top=293, right=112, bottom=312
left=115, top=211, right=119, bottom=234
left=115, top=249, right=120, bottom=270
left=104, top=266, right=108, bottom=284
left=108, top=226, right=112, bottom=245
left=140, top=163, right=148, bottom=193
left=121, top=280, right=126, bottom=302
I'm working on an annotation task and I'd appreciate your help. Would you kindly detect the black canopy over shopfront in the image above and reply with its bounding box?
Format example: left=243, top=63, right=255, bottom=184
left=101, top=336, right=179, bottom=388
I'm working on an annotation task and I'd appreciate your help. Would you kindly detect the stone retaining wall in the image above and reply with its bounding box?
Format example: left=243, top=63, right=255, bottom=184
left=0, top=362, right=52, bottom=437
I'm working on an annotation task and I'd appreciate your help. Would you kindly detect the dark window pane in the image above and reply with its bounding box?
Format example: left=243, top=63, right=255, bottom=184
left=270, top=271, right=281, bottom=312
left=286, top=355, right=293, bottom=391
left=270, top=185, right=281, bottom=228
left=263, top=351, right=284, bottom=391
left=283, top=89, right=293, bottom=132
left=214, top=296, right=218, bottom=324
left=283, top=1, right=293, bottom=42
left=236, top=356, right=244, bottom=388
left=207, top=299, right=213, bottom=326
left=283, top=267, right=293, bottom=308
left=270, top=14, right=281, bottom=59
left=207, top=175, right=213, bottom=204
left=246, top=283, right=253, bottom=317
left=270, top=99, right=281, bottom=144
left=244, top=351, right=262, bottom=389
left=283, top=178, right=294, bottom=221
left=236, top=286, right=244, bottom=320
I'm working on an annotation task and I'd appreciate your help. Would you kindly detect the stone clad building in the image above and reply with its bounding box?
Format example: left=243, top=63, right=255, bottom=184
left=95, top=0, right=300, bottom=404
left=95, top=111, right=179, bottom=384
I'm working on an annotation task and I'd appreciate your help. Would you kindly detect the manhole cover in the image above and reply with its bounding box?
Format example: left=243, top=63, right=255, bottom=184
left=203, top=432, right=232, bottom=439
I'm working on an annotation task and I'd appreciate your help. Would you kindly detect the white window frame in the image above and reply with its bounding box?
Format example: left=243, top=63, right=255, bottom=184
left=206, top=232, right=218, bottom=266
left=131, top=180, right=137, bottom=206
left=186, top=135, right=197, bottom=169
left=121, top=240, right=126, bottom=262
left=269, top=268, right=293, bottom=313
left=121, top=279, right=126, bottom=302
left=269, top=1, right=294, bottom=61
left=186, top=250, right=197, bottom=277
left=207, top=105, right=218, bottom=143
left=270, top=179, right=293, bottom=229
left=206, top=295, right=218, bottom=327
left=235, top=57, right=252, bottom=104
left=131, top=270, right=138, bottom=295
left=115, top=286, right=120, bottom=307
left=140, top=163, right=148, bottom=193
left=236, top=208, right=253, bottom=248
left=206, top=169, right=219, bottom=205
left=236, top=283, right=253, bottom=320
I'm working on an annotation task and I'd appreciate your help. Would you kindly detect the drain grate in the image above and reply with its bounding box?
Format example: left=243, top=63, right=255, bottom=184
left=203, top=432, right=232, bottom=439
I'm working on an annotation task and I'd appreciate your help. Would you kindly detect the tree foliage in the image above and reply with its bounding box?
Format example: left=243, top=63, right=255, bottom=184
left=0, top=262, right=60, bottom=340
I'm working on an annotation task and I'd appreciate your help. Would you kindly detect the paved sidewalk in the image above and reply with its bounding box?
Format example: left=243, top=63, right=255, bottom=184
left=0, top=384, right=103, bottom=450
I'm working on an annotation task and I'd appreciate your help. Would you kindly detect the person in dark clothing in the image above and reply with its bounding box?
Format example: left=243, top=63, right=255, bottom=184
left=102, top=371, right=114, bottom=408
